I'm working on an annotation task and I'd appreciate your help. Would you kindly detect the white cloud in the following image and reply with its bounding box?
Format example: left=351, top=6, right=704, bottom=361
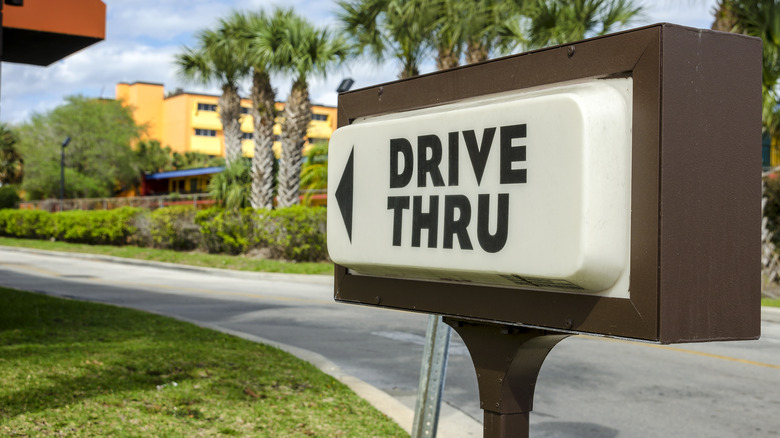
left=105, top=0, right=245, bottom=43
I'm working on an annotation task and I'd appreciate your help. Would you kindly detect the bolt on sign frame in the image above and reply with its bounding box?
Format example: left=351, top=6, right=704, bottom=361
left=331, top=23, right=762, bottom=344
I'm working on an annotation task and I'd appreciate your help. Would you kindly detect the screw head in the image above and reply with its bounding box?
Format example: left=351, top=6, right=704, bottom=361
left=567, top=46, right=575, bottom=58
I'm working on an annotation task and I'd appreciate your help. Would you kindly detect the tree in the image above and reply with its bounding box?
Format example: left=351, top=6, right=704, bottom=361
left=172, top=151, right=225, bottom=170
left=461, top=0, right=525, bottom=64
left=427, top=0, right=463, bottom=69
left=300, top=141, right=329, bottom=205
left=233, top=9, right=294, bottom=210
left=134, top=140, right=225, bottom=174
left=522, top=0, right=642, bottom=50
left=134, top=139, right=174, bottom=174
left=175, top=20, right=251, bottom=166
left=338, top=0, right=437, bottom=78
left=277, top=14, right=349, bottom=207
left=0, top=124, right=23, bottom=185
left=208, top=159, right=251, bottom=210
left=15, top=96, right=141, bottom=200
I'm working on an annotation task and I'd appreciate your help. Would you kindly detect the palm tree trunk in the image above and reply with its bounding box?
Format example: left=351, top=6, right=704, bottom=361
left=278, top=78, right=311, bottom=207
left=465, top=40, right=489, bottom=64
left=436, top=46, right=460, bottom=70
left=399, top=62, right=421, bottom=79
left=711, top=0, right=737, bottom=32
left=250, top=70, right=277, bottom=210
left=219, top=84, right=243, bottom=166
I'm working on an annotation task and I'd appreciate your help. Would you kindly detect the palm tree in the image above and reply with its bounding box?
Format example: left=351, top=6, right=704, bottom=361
left=175, top=20, right=250, bottom=167
left=300, top=141, right=329, bottom=205
left=208, top=159, right=252, bottom=210
left=276, top=14, right=349, bottom=207
left=228, top=9, right=292, bottom=210
left=461, top=0, right=526, bottom=64
left=338, top=0, right=438, bottom=78
left=428, top=0, right=469, bottom=70
left=522, top=0, right=642, bottom=49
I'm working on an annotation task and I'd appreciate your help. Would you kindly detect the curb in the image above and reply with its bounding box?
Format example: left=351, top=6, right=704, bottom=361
left=0, top=245, right=333, bottom=285
left=762, top=306, right=780, bottom=323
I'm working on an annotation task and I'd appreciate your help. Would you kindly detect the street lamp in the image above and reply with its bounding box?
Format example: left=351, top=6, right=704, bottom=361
left=336, top=78, right=354, bottom=94
left=60, top=136, right=70, bottom=203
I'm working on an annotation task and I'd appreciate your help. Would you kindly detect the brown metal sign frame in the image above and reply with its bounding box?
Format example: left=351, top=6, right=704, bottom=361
left=333, top=23, right=762, bottom=344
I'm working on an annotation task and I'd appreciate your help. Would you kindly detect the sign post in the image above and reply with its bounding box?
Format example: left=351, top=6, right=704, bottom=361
left=443, top=321, right=568, bottom=438
left=328, top=24, right=761, bottom=437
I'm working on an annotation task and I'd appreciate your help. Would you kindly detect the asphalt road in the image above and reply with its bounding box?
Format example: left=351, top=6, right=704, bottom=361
left=1, top=247, right=779, bottom=438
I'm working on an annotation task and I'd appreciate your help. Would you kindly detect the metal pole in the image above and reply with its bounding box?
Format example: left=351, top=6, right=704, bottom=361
left=444, top=319, right=569, bottom=438
left=59, top=146, right=64, bottom=200
left=60, top=137, right=70, bottom=203
left=412, top=314, right=451, bottom=438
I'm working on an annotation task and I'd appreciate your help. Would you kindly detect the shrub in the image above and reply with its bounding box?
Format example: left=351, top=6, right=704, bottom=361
left=195, top=207, right=258, bottom=255
left=0, top=204, right=329, bottom=263
left=147, top=206, right=200, bottom=250
left=0, top=209, right=55, bottom=239
left=0, top=185, right=20, bottom=209
left=51, top=207, right=142, bottom=245
left=261, top=206, right=327, bottom=262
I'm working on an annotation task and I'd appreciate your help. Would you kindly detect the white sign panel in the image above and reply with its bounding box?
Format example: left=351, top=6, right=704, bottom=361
left=328, top=79, right=632, bottom=297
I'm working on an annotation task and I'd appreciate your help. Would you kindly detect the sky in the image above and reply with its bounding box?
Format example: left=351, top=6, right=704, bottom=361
left=0, top=0, right=720, bottom=125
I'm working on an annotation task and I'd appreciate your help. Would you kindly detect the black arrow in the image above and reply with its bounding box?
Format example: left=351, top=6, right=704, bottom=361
left=335, top=147, right=354, bottom=242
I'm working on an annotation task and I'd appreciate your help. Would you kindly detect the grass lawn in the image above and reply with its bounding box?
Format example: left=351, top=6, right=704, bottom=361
left=0, top=236, right=333, bottom=276
left=763, top=298, right=780, bottom=308
left=0, top=287, right=406, bottom=437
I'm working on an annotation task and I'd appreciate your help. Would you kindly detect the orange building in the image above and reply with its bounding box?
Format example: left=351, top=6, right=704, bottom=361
left=116, top=82, right=338, bottom=158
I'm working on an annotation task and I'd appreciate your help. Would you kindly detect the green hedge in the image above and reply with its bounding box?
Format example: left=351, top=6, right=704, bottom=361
left=0, top=207, right=142, bottom=244
left=195, top=207, right=258, bottom=255
left=146, top=205, right=200, bottom=251
left=0, top=209, right=55, bottom=239
left=0, top=205, right=328, bottom=262
left=261, top=206, right=327, bottom=262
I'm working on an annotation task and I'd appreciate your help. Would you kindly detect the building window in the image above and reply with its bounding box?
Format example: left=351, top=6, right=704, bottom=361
left=197, top=103, right=217, bottom=112
left=311, top=113, right=328, bottom=121
left=195, top=129, right=217, bottom=137
left=241, top=106, right=250, bottom=114
left=241, top=132, right=253, bottom=140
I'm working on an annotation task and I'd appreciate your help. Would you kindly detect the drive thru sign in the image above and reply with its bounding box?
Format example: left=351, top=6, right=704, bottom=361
left=329, top=79, right=632, bottom=296
left=328, top=24, right=761, bottom=344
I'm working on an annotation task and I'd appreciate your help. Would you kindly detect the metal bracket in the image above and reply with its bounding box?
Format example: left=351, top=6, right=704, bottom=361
left=444, top=318, right=569, bottom=438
